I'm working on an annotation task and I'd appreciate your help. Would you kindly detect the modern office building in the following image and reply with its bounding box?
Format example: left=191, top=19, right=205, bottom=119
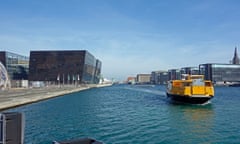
left=151, top=71, right=168, bottom=84
left=94, top=59, right=102, bottom=84
left=159, top=71, right=168, bottom=84
left=28, top=50, right=101, bottom=85
left=168, top=67, right=199, bottom=81
left=199, top=49, right=240, bottom=85
left=0, top=51, right=29, bottom=87
left=180, top=67, right=199, bottom=75
left=151, top=71, right=161, bottom=84
left=199, top=63, right=240, bottom=84
left=168, top=69, right=181, bottom=80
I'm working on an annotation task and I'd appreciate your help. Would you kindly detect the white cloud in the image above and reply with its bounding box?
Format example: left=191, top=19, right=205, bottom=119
left=0, top=26, right=236, bottom=81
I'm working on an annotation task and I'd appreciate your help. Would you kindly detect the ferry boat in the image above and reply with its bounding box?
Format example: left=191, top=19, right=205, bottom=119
left=166, top=74, right=214, bottom=104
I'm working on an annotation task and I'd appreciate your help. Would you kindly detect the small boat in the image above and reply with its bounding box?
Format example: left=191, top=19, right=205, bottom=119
left=229, top=82, right=240, bottom=87
left=166, top=74, right=214, bottom=104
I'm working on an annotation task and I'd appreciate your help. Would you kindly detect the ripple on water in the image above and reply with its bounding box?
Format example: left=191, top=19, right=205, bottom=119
left=3, top=85, right=240, bottom=144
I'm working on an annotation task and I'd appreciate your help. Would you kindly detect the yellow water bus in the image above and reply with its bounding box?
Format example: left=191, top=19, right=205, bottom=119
left=166, top=75, right=214, bottom=104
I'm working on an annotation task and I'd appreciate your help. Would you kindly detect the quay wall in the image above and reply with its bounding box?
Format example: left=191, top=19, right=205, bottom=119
left=0, top=83, right=112, bottom=111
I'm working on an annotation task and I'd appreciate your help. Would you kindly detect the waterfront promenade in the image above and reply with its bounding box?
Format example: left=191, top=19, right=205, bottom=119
left=0, top=84, right=112, bottom=111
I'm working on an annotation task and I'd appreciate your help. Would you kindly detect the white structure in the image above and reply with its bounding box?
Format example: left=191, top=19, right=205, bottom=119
left=0, top=62, right=11, bottom=89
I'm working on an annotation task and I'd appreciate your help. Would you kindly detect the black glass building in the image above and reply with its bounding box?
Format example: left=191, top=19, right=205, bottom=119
left=199, top=63, right=240, bottom=83
left=0, top=51, right=29, bottom=80
left=28, top=50, right=101, bottom=84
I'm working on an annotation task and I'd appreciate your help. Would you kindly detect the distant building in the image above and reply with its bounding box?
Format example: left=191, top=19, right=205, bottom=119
left=199, top=63, right=240, bottom=85
left=180, top=67, right=199, bottom=75
left=28, top=50, right=101, bottom=86
left=127, top=77, right=136, bottom=84
left=0, top=51, right=29, bottom=87
left=151, top=71, right=168, bottom=84
left=136, top=74, right=151, bottom=84
left=168, top=69, right=181, bottom=80
left=159, top=71, right=168, bottom=84
left=151, top=71, right=160, bottom=84
left=232, top=47, right=240, bottom=64
left=168, top=67, right=199, bottom=81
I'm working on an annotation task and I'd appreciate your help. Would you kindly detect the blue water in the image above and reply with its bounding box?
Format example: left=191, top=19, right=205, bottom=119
left=3, top=85, right=240, bottom=144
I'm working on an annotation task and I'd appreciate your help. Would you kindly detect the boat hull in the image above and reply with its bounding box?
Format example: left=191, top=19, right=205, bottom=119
left=166, top=92, right=212, bottom=104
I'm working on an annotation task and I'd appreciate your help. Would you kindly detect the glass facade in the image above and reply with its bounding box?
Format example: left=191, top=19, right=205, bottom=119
left=159, top=72, right=168, bottom=84
left=94, top=59, right=102, bottom=84
left=168, top=69, right=181, bottom=80
left=0, top=51, right=29, bottom=80
left=151, top=71, right=159, bottom=84
left=29, top=50, right=101, bottom=84
left=199, top=63, right=240, bottom=83
left=181, top=67, right=199, bottom=75
left=82, top=51, right=97, bottom=83
left=151, top=71, right=168, bottom=84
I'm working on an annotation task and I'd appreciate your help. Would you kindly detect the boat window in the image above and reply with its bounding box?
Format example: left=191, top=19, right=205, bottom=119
left=183, top=82, right=191, bottom=86
left=173, top=82, right=181, bottom=87
left=205, top=82, right=212, bottom=86
left=191, top=75, right=204, bottom=80
left=192, top=79, right=204, bottom=86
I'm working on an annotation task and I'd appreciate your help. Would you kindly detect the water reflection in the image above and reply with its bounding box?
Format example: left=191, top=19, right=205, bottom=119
left=168, top=103, right=214, bottom=143
left=182, top=104, right=214, bottom=121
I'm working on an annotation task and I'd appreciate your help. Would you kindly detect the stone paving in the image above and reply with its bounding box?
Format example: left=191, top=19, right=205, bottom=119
left=0, top=84, right=111, bottom=111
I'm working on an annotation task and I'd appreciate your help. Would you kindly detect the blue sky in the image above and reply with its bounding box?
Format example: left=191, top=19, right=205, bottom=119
left=0, top=0, right=239, bottom=80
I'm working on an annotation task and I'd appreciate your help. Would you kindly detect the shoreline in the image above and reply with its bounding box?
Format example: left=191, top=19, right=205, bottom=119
left=0, top=83, right=112, bottom=111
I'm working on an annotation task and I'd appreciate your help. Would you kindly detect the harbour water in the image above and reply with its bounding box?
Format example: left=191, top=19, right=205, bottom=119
left=3, top=85, right=240, bottom=144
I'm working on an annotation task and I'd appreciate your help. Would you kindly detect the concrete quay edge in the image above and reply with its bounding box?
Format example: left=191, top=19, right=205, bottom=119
left=0, top=83, right=112, bottom=111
